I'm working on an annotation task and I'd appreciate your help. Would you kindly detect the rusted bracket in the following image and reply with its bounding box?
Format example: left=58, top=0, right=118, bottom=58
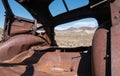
left=90, top=0, right=107, bottom=8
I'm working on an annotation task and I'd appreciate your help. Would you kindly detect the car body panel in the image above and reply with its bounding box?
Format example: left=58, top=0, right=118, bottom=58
left=0, top=0, right=118, bottom=76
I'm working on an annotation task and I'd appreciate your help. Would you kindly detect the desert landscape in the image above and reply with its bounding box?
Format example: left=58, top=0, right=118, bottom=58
left=55, top=27, right=96, bottom=47
left=0, top=28, right=2, bottom=40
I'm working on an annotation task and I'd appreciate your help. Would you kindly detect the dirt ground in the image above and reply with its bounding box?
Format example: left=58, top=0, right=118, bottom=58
left=55, top=29, right=96, bottom=47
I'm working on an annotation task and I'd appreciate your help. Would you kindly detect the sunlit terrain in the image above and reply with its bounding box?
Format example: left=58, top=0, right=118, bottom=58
left=0, top=28, right=2, bottom=40
left=55, top=27, right=96, bottom=47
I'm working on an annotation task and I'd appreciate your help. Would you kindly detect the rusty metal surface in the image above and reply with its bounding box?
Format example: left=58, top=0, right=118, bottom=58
left=0, top=34, right=49, bottom=62
left=1, top=0, right=119, bottom=76
left=0, top=15, right=92, bottom=76
left=92, top=0, right=120, bottom=76
left=1, top=0, right=116, bottom=76
left=0, top=47, right=91, bottom=76
left=92, top=27, right=108, bottom=76
left=10, top=19, right=34, bottom=36
left=111, top=0, right=120, bottom=76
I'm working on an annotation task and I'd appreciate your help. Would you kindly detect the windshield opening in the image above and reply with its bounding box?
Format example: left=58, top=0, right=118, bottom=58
left=55, top=18, right=98, bottom=47
left=49, top=0, right=89, bottom=16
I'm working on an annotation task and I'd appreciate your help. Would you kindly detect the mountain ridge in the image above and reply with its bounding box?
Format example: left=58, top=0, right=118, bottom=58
left=55, top=26, right=97, bottom=31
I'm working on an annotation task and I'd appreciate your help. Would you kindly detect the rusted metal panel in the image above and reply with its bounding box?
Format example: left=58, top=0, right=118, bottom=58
left=111, top=0, right=120, bottom=76
left=0, top=34, right=50, bottom=62
left=0, top=0, right=115, bottom=76
left=92, top=0, right=120, bottom=76
left=92, top=25, right=109, bottom=76
left=0, top=14, right=91, bottom=76
left=10, top=19, right=34, bottom=36
left=0, top=48, right=91, bottom=76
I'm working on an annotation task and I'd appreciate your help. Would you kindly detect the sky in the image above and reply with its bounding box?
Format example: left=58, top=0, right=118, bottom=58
left=49, top=0, right=89, bottom=16
left=0, top=0, right=33, bottom=28
left=0, top=1, right=5, bottom=28
left=55, top=18, right=98, bottom=30
left=0, top=0, right=98, bottom=29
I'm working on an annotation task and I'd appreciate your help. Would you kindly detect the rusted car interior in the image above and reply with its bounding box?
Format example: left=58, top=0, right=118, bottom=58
left=0, top=0, right=118, bottom=76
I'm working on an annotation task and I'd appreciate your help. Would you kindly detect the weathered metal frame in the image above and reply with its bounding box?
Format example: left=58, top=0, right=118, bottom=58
left=0, top=0, right=117, bottom=76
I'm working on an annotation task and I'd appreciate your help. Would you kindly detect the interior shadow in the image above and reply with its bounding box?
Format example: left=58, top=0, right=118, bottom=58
left=77, top=47, right=92, bottom=76
left=0, top=51, right=47, bottom=76
left=0, top=46, right=91, bottom=76
left=21, top=65, right=34, bottom=76
left=19, top=51, right=47, bottom=76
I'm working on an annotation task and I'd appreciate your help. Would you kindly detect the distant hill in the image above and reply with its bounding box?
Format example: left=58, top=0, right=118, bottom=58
left=56, top=26, right=96, bottom=31
left=67, top=27, right=96, bottom=30
left=55, top=26, right=97, bottom=34
left=56, top=27, right=96, bottom=31
left=79, top=27, right=96, bottom=30
left=66, top=27, right=77, bottom=30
